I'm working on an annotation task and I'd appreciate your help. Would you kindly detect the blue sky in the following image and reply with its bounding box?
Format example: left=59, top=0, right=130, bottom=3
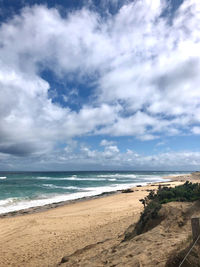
left=0, top=0, right=200, bottom=171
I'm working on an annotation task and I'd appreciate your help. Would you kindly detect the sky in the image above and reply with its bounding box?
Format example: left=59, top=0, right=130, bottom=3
left=0, top=0, right=200, bottom=171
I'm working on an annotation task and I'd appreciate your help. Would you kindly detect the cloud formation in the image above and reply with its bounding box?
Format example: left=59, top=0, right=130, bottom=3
left=0, top=0, right=200, bottom=169
left=1, top=143, right=200, bottom=171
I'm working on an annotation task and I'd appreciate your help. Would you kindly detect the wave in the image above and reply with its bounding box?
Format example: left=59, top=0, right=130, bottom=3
left=0, top=197, right=30, bottom=206
left=35, top=173, right=169, bottom=182
left=37, top=174, right=138, bottom=181
left=0, top=198, right=16, bottom=205
left=65, top=177, right=108, bottom=181
left=37, top=176, right=75, bottom=180
left=37, top=176, right=59, bottom=180
left=37, top=177, right=109, bottom=181
left=0, top=177, right=6, bottom=180
left=0, top=181, right=149, bottom=215
left=42, top=184, right=78, bottom=190
left=0, top=171, right=176, bottom=215
left=96, top=174, right=137, bottom=179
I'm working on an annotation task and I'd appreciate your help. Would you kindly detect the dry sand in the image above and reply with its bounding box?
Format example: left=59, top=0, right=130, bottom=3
left=0, top=174, right=198, bottom=267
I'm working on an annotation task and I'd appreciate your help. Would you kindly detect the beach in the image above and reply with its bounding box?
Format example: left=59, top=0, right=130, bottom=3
left=0, top=173, right=199, bottom=267
left=1, top=0, right=199, bottom=265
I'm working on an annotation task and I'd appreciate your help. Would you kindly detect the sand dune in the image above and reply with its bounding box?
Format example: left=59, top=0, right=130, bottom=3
left=60, top=201, right=200, bottom=267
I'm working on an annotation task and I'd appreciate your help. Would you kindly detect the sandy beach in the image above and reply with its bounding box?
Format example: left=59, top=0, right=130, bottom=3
left=0, top=173, right=199, bottom=267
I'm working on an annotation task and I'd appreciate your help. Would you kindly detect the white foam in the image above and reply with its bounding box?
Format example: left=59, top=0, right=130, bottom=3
left=0, top=182, right=146, bottom=215
left=66, top=177, right=107, bottom=181
left=42, top=184, right=78, bottom=190
left=37, top=176, right=107, bottom=181
left=67, top=186, right=79, bottom=190
left=0, top=198, right=16, bottom=205
left=0, top=173, right=178, bottom=215
left=36, top=173, right=167, bottom=181
left=0, top=177, right=6, bottom=180
left=37, top=176, right=56, bottom=180
left=97, top=174, right=137, bottom=179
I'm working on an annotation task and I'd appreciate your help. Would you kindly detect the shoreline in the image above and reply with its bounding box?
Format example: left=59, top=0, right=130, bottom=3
left=0, top=175, right=175, bottom=219
left=0, top=190, right=120, bottom=218
left=0, top=173, right=191, bottom=219
left=0, top=173, right=198, bottom=267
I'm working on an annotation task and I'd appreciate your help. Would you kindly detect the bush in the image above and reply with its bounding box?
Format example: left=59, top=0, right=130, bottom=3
left=124, top=182, right=200, bottom=240
left=156, top=182, right=200, bottom=203
left=140, top=182, right=200, bottom=206
left=135, top=200, right=162, bottom=235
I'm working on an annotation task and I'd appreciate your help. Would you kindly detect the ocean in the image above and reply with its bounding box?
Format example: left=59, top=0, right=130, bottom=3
left=0, top=171, right=188, bottom=215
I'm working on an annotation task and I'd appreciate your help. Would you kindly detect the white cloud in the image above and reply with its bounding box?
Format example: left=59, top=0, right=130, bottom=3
left=103, top=145, right=119, bottom=158
left=156, top=141, right=165, bottom=147
left=96, top=0, right=200, bottom=135
left=64, top=140, right=77, bottom=153
left=80, top=145, right=97, bottom=158
left=192, top=127, right=200, bottom=135
left=0, top=0, right=200, bottom=164
left=1, top=145, right=200, bottom=171
left=100, top=139, right=115, bottom=146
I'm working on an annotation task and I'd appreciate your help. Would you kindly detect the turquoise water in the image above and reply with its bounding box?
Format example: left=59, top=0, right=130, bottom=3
left=0, top=171, right=188, bottom=214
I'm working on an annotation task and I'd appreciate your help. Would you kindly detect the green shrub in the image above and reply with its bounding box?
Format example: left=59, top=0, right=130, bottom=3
left=132, top=182, right=200, bottom=238
left=155, top=182, right=200, bottom=203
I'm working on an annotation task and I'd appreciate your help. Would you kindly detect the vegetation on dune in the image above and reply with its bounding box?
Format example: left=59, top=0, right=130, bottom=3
left=123, top=181, right=200, bottom=241
left=133, top=200, right=162, bottom=236
left=140, top=181, right=200, bottom=208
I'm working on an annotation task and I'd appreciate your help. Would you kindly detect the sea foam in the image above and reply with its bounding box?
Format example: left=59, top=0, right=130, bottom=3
left=0, top=182, right=143, bottom=214
left=42, top=184, right=78, bottom=190
left=0, top=171, right=182, bottom=215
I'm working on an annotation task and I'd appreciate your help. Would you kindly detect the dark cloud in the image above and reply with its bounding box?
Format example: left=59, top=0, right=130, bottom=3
left=0, top=143, right=37, bottom=156
left=154, top=58, right=199, bottom=89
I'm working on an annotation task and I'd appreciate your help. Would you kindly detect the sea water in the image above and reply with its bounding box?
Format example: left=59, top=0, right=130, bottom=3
left=0, top=171, right=188, bottom=214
